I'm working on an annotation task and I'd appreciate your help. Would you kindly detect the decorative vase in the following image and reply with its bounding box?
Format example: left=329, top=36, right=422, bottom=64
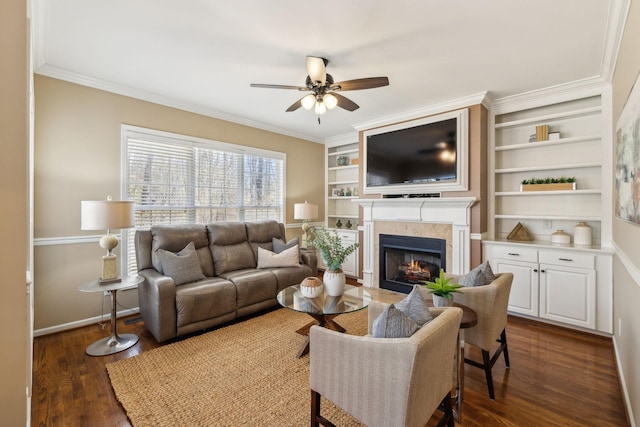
left=551, top=229, right=571, bottom=245
left=432, top=295, right=453, bottom=307
left=574, top=222, right=592, bottom=246
left=323, top=269, right=346, bottom=296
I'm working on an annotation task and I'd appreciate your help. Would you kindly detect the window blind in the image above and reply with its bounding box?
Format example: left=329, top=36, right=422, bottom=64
left=122, top=126, right=285, bottom=276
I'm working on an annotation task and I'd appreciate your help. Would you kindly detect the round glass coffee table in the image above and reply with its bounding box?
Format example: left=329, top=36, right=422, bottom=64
left=277, top=284, right=371, bottom=358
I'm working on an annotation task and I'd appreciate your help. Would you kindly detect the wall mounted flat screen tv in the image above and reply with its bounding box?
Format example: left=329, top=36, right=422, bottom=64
left=363, top=108, right=469, bottom=195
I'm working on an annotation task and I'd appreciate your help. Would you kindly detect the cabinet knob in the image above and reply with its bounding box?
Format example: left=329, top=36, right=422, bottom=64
left=541, top=269, right=546, bottom=273
left=534, top=268, right=538, bottom=273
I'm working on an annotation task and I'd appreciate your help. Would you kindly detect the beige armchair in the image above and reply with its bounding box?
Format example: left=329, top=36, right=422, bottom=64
left=452, top=272, right=513, bottom=399
left=309, top=302, right=462, bottom=427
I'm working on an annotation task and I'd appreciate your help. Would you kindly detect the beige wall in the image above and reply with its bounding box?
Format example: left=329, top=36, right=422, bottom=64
left=0, top=0, right=30, bottom=424
left=34, top=75, right=324, bottom=330
left=611, top=0, right=640, bottom=424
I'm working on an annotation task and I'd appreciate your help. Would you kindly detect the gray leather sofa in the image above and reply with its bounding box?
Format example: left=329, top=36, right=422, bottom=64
left=135, top=220, right=317, bottom=342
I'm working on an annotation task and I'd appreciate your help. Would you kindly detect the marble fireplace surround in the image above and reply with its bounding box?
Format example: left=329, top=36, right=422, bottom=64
left=353, top=197, right=477, bottom=288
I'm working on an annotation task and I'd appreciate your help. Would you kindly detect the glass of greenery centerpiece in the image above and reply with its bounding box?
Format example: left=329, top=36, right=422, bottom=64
left=308, top=227, right=359, bottom=296
left=423, top=268, right=462, bottom=307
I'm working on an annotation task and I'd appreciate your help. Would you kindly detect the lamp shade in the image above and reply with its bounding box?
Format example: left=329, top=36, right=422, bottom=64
left=294, top=202, right=318, bottom=221
left=81, top=200, right=135, bottom=230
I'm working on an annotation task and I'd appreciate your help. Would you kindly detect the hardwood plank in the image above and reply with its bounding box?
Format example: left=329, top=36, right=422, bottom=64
left=32, top=311, right=629, bottom=426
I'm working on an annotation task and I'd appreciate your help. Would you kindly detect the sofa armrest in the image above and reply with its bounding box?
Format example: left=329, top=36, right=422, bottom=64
left=300, top=249, right=318, bottom=275
left=138, top=269, right=178, bottom=342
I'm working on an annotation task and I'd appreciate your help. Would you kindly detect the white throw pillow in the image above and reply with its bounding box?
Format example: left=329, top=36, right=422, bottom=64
left=257, top=245, right=301, bottom=268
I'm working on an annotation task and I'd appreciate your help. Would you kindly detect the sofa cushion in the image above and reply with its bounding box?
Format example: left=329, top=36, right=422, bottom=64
left=150, top=224, right=214, bottom=277
left=267, top=263, right=314, bottom=292
left=157, top=242, right=206, bottom=286
left=257, top=245, right=300, bottom=268
left=207, top=222, right=256, bottom=274
left=459, top=261, right=496, bottom=287
left=372, top=304, right=420, bottom=338
left=395, top=285, right=433, bottom=326
left=175, top=278, right=237, bottom=327
left=218, top=269, right=278, bottom=309
left=273, top=237, right=299, bottom=253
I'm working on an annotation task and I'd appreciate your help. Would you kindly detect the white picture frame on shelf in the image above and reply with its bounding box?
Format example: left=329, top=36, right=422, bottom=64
left=332, top=188, right=342, bottom=197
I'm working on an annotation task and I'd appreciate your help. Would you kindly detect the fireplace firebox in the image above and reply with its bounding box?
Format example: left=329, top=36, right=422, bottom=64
left=379, top=234, right=447, bottom=294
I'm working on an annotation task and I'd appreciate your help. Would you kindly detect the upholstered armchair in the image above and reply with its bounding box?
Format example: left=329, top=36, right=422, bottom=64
left=452, top=272, right=514, bottom=399
left=309, top=302, right=462, bottom=427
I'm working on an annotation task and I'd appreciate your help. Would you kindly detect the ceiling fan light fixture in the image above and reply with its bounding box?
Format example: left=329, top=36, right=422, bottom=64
left=314, top=100, right=327, bottom=115
left=324, top=93, right=338, bottom=110
left=301, top=94, right=316, bottom=110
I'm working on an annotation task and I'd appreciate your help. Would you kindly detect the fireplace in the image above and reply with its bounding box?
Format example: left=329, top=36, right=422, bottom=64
left=379, top=234, right=447, bottom=294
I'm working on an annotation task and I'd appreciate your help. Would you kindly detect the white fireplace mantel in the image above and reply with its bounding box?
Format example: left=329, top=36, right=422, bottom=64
left=352, top=197, right=477, bottom=287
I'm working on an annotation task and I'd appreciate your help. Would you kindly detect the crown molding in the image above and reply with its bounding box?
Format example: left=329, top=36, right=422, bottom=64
left=34, top=64, right=324, bottom=144
left=324, top=132, right=359, bottom=146
left=601, top=0, right=632, bottom=83
left=490, top=77, right=611, bottom=115
left=352, top=91, right=491, bottom=131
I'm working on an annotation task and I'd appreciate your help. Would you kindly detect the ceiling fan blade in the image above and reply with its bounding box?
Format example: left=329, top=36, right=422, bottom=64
left=306, top=56, right=327, bottom=85
left=332, top=77, right=389, bottom=91
left=286, top=98, right=303, bottom=112
left=332, top=93, right=359, bottom=112
left=250, top=83, right=309, bottom=91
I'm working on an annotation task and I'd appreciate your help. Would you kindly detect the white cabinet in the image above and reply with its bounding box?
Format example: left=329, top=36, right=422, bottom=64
left=315, top=229, right=358, bottom=278
left=484, top=241, right=610, bottom=333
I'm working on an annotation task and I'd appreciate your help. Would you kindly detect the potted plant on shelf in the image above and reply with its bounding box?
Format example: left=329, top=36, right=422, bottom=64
left=308, top=227, right=359, bottom=296
left=520, top=176, right=576, bottom=192
left=423, top=268, right=462, bottom=307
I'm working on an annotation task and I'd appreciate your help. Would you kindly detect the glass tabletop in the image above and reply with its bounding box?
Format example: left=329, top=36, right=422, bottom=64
left=277, top=284, right=371, bottom=316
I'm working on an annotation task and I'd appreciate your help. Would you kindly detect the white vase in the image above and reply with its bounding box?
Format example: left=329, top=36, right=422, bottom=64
left=432, top=294, right=453, bottom=307
left=323, top=269, right=346, bottom=296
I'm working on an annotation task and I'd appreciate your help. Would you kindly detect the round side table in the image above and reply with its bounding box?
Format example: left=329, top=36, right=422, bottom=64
left=79, top=275, right=144, bottom=356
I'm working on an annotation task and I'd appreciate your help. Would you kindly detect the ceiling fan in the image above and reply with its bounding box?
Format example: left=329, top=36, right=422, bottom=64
left=250, top=56, right=389, bottom=120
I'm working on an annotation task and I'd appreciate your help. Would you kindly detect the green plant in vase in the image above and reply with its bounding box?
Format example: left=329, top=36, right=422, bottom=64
left=308, top=227, right=359, bottom=296
left=423, top=268, right=462, bottom=307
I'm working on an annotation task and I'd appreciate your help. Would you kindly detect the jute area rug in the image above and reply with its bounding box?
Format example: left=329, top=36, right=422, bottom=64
left=107, top=308, right=368, bottom=426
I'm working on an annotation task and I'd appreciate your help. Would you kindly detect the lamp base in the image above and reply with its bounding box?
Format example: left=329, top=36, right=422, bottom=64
left=101, top=254, right=118, bottom=282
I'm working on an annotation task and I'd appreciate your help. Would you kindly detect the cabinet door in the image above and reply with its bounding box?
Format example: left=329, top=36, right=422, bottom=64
left=492, top=258, right=539, bottom=317
left=336, top=231, right=358, bottom=277
left=539, top=264, right=596, bottom=329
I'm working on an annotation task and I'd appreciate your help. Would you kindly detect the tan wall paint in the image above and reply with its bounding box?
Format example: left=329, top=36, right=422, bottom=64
left=0, top=0, right=30, bottom=423
left=611, top=1, right=640, bottom=424
left=34, top=75, right=324, bottom=330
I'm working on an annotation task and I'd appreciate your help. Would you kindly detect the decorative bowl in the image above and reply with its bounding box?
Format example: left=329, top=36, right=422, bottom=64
left=300, top=277, right=323, bottom=298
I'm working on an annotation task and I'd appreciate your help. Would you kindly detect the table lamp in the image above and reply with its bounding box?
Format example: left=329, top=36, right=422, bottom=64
left=81, top=197, right=135, bottom=284
left=294, top=201, right=318, bottom=247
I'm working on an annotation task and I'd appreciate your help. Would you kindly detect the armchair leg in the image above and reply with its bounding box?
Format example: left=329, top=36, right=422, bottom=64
left=310, top=390, right=336, bottom=427
left=465, top=328, right=510, bottom=400
left=501, top=329, right=510, bottom=368
left=436, top=394, right=454, bottom=427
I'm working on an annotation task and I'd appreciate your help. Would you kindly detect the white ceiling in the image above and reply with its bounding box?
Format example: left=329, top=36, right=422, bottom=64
left=33, top=0, right=622, bottom=143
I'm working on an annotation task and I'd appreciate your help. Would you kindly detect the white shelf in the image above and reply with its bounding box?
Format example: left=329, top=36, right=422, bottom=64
left=328, top=180, right=359, bottom=186
left=495, top=134, right=601, bottom=151
left=329, top=196, right=359, bottom=200
left=328, top=165, right=358, bottom=171
left=496, top=189, right=601, bottom=196
left=494, top=106, right=601, bottom=129
left=327, top=148, right=358, bottom=157
left=495, top=162, right=601, bottom=174
left=495, top=213, right=602, bottom=221
left=328, top=214, right=359, bottom=219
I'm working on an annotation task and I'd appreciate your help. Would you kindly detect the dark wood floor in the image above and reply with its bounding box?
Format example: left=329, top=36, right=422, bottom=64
left=32, top=309, right=629, bottom=426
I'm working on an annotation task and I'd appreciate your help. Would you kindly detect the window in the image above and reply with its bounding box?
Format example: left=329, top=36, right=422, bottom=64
left=122, top=126, right=285, bottom=275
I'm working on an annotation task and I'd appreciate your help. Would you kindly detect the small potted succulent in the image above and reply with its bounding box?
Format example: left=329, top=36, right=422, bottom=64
left=423, top=268, right=462, bottom=307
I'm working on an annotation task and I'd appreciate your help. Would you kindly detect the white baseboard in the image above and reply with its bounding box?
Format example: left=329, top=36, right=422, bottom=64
left=34, top=307, right=140, bottom=337
left=613, top=336, right=637, bottom=427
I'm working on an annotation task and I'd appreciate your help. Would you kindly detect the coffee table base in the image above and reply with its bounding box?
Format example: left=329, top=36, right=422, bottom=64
left=295, top=313, right=345, bottom=358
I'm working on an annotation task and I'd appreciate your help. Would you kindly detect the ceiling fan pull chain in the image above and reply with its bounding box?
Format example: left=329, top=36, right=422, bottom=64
left=318, top=117, right=321, bottom=125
